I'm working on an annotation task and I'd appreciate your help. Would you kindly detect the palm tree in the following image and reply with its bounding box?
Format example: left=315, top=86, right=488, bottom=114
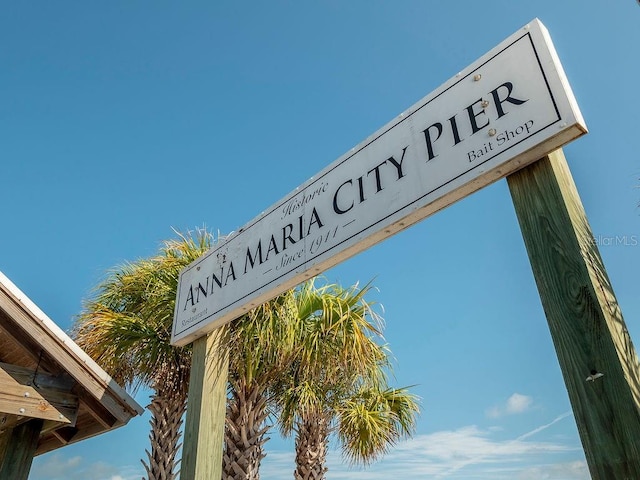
left=72, top=229, right=213, bottom=480
left=336, top=382, right=419, bottom=466
left=222, top=290, right=299, bottom=480
left=289, top=380, right=419, bottom=479
left=74, top=231, right=416, bottom=480
left=276, top=279, right=419, bottom=480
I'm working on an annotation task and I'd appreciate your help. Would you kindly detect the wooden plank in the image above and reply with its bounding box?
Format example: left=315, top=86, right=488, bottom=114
left=0, top=311, right=61, bottom=374
left=0, top=362, right=75, bottom=391
left=0, top=362, right=78, bottom=424
left=0, top=413, right=69, bottom=437
left=507, top=149, right=640, bottom=479
left=77, top=389, right=119, bottom=429
left=0, top=287, right=140, bottom=424
left=36, top=421, right=105, bottom=456
left=181, top=328, right=229, bottom=479
left=52, top=426, right=79, bottom=444
left=0, top=299, right=112, bottom=403
left=1, top=414, right=30, bottom=433
left=0, top=418, right=43, bottom=480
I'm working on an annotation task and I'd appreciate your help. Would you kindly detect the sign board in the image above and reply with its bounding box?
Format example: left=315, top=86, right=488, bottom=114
left=172, top=18, right=586, bottom=346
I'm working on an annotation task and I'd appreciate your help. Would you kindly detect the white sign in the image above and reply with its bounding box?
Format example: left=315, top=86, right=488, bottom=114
left=172, top=18, right=586, bottom=346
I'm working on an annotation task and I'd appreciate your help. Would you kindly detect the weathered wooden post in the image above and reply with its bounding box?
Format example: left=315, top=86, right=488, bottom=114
left=0, top=419, right=43, bottom=480
left=508, top=149, right=640, bottom=478
left=180, top=328, right=229, bottom=479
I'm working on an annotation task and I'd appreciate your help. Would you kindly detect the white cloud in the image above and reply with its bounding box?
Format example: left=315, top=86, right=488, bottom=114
left=487, top=392, right=533, bottom=418
left=516, top=460, right=589, bottom=480
left=260, top=411, right=586, bottom=480
left=30, top=455, right=83, bottom=477
left=30, top=454, right=143, bottom=480
left=507, top=393, right=534, bottom=414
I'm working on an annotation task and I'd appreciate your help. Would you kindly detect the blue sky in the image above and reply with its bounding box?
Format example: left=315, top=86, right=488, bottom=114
left=2, top=2, right=639, bottom=479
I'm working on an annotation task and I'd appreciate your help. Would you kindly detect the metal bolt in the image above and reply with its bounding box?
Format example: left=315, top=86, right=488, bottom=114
left=488, top=128, right=497, bottom=137
left=19, top=408, right=26, bottom=414
left=481, top=100, right=490, bottom=109
left=24, top=392, right=30, bottom=398
left=473, top=74, right=482, bottom=81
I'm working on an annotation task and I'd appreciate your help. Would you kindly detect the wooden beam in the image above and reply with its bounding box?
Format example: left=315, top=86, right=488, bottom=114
left=0, top=362, right=75, bottom=390
left=0, top=289, right=140, bottom=424
left=52, top=426, right=79, bottom=445
left=0, top=362, right=78, bottom=425
left=0, top=414, right=29, bottom=433
left=507, top=149, right=640, bottom=479
left=181, top=328, right=229, bottom=479
left=0, top=418, right=43, bottom=480
left=0, top=312, right=61, bottom=374
left=36, top=421, right=105, bottom=456
left=77, top=389, right=119, bottom=429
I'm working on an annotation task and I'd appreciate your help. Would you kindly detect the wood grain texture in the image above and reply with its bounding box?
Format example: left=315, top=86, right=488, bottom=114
left=181, top=327, right=229, bottom=479
left=0, top=362, right=78, bottom=424
left=0, top=294, right=135, bottom=424
left=507, top=149, right=640, bottom=479
left=0, top=418, right=43, bottom=480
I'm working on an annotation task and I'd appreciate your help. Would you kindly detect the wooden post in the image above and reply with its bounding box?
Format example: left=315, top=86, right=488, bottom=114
left=0, top=418, right=44, bottom=480
left=0, top=428, right=9, bottom=460
left=181, top=327, right=229, bottom=479
left=507, top=149, right=640, bottom=479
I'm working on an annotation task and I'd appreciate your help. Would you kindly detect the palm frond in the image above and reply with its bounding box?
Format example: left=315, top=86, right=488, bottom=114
left=72, top=228, right=214, bottom=393
left=337, top=385, right=420, bottom=465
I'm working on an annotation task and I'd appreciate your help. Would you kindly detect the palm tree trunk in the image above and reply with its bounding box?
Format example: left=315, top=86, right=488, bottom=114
left=142, top=389, right=188, bottom=480
left=223, top=378, right=271, bottom=480
left=294, top=415, right=329, bottom=480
